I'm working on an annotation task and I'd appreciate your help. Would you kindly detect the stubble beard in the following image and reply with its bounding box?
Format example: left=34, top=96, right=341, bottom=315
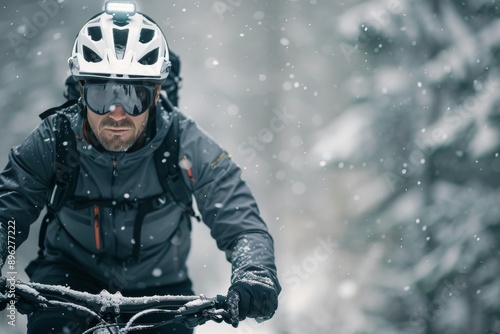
left=92, top=117, right=148, bottom=152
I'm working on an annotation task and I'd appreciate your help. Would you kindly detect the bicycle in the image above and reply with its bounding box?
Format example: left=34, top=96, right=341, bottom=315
left=0, top=276, right=240, bottom=333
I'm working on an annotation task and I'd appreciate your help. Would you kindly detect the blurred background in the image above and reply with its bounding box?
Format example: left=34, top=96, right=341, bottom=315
left=1, top=0, right=500, bottom=333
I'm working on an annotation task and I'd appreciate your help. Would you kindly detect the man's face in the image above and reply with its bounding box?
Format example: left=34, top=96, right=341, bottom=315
left=87, top=103, right=149, bottom=152
left=83, top=81, right=161, bottom=152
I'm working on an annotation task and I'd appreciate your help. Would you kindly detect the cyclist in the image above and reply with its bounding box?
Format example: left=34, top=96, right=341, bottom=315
left=0, top=3, right=280, bottom=333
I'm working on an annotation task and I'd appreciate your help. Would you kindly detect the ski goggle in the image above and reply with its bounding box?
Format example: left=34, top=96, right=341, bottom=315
left=82, top=81, right=157, bottom=116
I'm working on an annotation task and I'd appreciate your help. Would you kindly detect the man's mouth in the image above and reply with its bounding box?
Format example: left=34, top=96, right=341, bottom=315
left=104, top=127, right=132, bottom=135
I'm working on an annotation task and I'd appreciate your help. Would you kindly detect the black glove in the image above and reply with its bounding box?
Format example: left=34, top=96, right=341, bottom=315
left=228, top=279, right=278, bottom=321
left=0, top=276, right=8, bottom=312
left=0, top=227, right=8, bottom=311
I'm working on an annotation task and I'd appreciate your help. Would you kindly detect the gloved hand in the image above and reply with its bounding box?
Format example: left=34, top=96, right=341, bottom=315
left=0, top=276, right=8, bottom=312
left=227, top=278, right=278, bottom=322
left=0, top=299, right=8, bottom=313
left=0, top=227, right=8, bottom=311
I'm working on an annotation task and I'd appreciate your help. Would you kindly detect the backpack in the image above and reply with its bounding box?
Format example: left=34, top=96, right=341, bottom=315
left=35, top=51, right=197, bottom=265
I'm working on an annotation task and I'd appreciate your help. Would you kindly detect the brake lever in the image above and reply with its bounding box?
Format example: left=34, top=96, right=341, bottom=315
left=175, top=294, right=239, bottom=329
left=178, top=295, right=215, bottom=315
left=9, top=281, right=50, bottom=315
left=173, top=295, right=212, bottom=327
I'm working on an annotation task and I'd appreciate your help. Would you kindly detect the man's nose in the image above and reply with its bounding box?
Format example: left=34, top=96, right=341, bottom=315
left=108, top=104, right=127, bottom=121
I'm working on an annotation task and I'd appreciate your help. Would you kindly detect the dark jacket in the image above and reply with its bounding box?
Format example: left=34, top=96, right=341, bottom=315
left=0, top=101, right=280, bottom=293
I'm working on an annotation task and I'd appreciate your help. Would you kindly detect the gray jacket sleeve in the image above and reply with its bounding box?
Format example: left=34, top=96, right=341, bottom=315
left=179, top=116, right=281, bottom=293
left=0, top=119, right=55, bottom=253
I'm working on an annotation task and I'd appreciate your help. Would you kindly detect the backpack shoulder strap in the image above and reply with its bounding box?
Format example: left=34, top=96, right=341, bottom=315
left=129, top=98, right=198, bottom=263
left=48, top=114, right=80, bottom=211
left=154, top=97, right=198, bottom=218
left=38, top=111, right=80, bottom=257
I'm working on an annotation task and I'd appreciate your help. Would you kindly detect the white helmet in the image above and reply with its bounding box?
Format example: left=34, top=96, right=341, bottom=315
left=68, top=4, right=171, bottom=83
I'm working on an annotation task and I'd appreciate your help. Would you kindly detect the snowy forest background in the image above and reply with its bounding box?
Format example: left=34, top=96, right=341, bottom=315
left=1, top=0, right=500, bottom=333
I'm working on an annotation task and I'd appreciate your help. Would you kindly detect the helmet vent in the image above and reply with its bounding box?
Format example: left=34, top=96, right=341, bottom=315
left=113, top=29, right=129, bottom=60
left=83, top=45, right=102, bottom=63
left=139, top=29, right=155, bottom=43
left=87, top=27, right=102, bottom=41
left=138, top=49, right=159, bottom=65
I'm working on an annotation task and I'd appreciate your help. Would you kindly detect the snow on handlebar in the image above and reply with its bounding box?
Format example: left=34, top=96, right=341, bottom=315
left=0, top=277, right=237, bottom=330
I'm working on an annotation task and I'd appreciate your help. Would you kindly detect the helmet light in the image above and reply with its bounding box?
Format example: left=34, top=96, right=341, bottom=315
left=105, top=1, right=136, bottom=23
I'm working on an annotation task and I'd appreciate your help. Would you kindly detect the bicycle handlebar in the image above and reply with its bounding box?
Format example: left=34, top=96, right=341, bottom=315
left=0, top=277, right=238, bottom=331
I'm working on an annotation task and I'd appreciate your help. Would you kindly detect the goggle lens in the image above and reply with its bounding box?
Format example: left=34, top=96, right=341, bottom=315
left=83, top=81, right=156, bottom=116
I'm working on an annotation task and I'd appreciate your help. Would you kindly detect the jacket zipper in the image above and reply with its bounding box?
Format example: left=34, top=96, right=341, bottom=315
left=93, top=204, right=101, bottom=250
left=111, top=157, right=118, bottom=197
left=110, top=156, right=118, bottom=254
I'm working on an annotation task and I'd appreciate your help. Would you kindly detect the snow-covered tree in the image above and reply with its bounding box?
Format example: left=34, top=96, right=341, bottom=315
left=312, top=1, right=500, bottom=333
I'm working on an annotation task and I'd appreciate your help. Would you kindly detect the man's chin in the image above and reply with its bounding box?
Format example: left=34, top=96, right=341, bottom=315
left=100, top=136, right=134, bottom=152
